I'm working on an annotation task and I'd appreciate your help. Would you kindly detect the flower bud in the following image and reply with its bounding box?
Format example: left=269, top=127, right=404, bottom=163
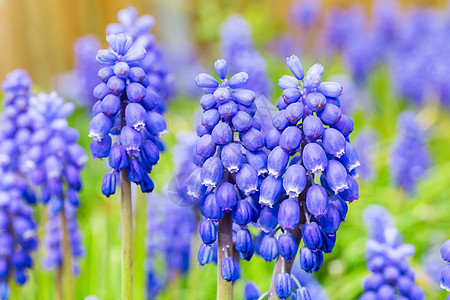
left=306, top=185, right=328, bottom=218
left=319, top=203, right=340, bottom=234
left=303, top=116, right=324, bottom=141
left=195, top=73, right=219, bottom=88
left=199, top=218, right=217, bottom=245
left=236, top=164, right=258, bottom=195
left=140, top=140, right=159, bottom=166
left=272, top=111, right=290, bottom=131
left=320, top=232, right=336, bottom=253
left=259, top=175, right=284, bottom=207
left=232, top=199, right=253, bottom=226
left=127, top=159, right=144, bottom=183
left=324, top=160, right=348, bottom=194
left=100, top=95, right=120, bottom=117
left=278, top=75, right=300, bottom=90
left=284, top=103, right=304, bottom=124
left=232, top=89, right=255, bottom=107
left=232, top=111, right=253, bottom=132
left=216, top=182, right=237, bottom=211
left=213, top=87, right=230, bottom=104
left=279, top=126, right=302, bottom=152
left=302, top=222, right=323, bottom=250
left=196, top=134, right=216, bottom=158
left=302, top=143, right=327, bottom=174
left=303, top=74, right=321, bottom=89
left=282, top=88, right=301, bottom=104
left=93, top=82, right=110, bottom=100
left=120, top=125, right=142, bottom=154
left=339, top=175, right=359, bottom=203
left=306, top=93, right=326, bottom=112
left=278, top=198, right=300, bottom=231
left=202, top=109, right=220, bottom=129
left=286, top=55, right=304, bottom=80
left=201, top=157, right=223, bottom=187
left=211, top=122, right=232, bottom=145
left=322, top=128, right=346, bottom=158
left=258, top=205, right=279, bottom=232
left=228, top=72, right=248, bottom=89
left=441, top=240, right=450, bottom=262
left=187, top=167, right=207, bottom=199
left=244, top=282, right=260, bottom=300
left=259, top=235, right=278, bottom=262
left=245, top=150, right=268, bottom=175
left=332, top=114, right=354, bottom=136
left=267, top=146, right=289, bottom=177
left=330, top=195, right=348, bottom=221
left=265, top=128, right=281, bottom=150
left=146, top=111, right=168, bottom=137
left=140, top=89, right=160, bottom=111
left=295, top=287, right=312, bottom=300
left=88, top=113, right=113, bottom=141
left=306, top=63, right=324, bottom=77
left=276, top=96, right=287, bottom=110
left=220, top=257, right=237, bottom=281
left=241, top=128, right=264, bottom=152
left=107, top=76, right=125, bottom=94
left=196, top=124, right=211, bottom=137
left=218, top=101, right=238, bottom=119
left=98, top=67, right=114, bottom=83
left=238, top=102, right=257, bottom=116
left=221, top=143, right=243, bottom=173
left=125, top=103, right=146, bottom=130
left=101, top=173, right=117, bottom=197
left=339, top=142, right=360, bottom=172
left=283, top=164, right=307, bottom=197
left=214, top=59, right=227, bottom=80
left=317, top=81, right=343, bottom=98
left=278, top=233, right=298, bottom=261
left=299, top=246, right=323, bottom=272
left=201, top=194, right=224, bottom=221
left=90, top=135, right=112, bottom=159
left=236, top=228, right=253, bottom=253
left=197, top=243, right=214, bottom=266
left=275, top=273, right=292, bottom=300
left=200, top=94, right=216, bottom=110
left=318, top=104, right=341, bottom=125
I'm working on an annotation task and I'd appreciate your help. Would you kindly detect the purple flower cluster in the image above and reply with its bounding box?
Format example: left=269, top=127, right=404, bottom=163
left=0, top=70, right=38, bottom=296
left=192, top=58, right=266, bottom=280
left=89, top=33, right=167, bottom=197
left=265, top=55, right=359, bottom=299
left=390, top=111, right=431, bottom=196
left=354, top=130, right=377, bottom=182
left=42, top=202, right=84, bottom=274
left=107, top=6, right=174, bottom=113
left=220, top=15, right=272, bottom=96
left=290, top=0, right=322, bottom=30
left=440, top=240, right=450, bottom=294
left=145, top=193, right=195, bottom=299
left=361, top=205, right=425, bottom=300
left=21, top=91, right=86, bottom=274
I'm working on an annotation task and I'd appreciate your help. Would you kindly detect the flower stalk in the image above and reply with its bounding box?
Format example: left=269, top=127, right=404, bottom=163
left=217, top=212, right=233, bottom=300
left=60, top=204, right=74, bottom=300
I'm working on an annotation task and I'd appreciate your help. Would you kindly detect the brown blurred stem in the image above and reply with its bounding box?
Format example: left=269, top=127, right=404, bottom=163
left=60, top=204, right=74, bottom=300
left=217, top=212, right=233, bottom=300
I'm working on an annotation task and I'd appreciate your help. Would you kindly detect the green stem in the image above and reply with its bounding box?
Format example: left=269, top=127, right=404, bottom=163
left=217, top=212, right=233, bottom=300
left=60, top=204, right=74, bottom=300
left=121, top=170, right=133, bottom=300
left=9, top=278, right=20, bottom=300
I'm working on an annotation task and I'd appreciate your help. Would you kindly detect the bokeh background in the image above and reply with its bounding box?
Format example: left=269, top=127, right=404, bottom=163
left=0, top=0, right=450, bottom=299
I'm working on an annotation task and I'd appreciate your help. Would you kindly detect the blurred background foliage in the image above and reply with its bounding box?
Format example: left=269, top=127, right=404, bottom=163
left=0, top=0, right=449, bottom=300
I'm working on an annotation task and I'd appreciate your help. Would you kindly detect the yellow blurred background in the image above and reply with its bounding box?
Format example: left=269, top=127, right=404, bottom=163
left=0, top=0, right=446, bottom=88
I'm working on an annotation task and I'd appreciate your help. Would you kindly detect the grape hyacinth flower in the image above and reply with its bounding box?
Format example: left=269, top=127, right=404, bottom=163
left=89, top=31, right=167, bottom=300
left=262, top=55, right=359, bottom=298
left=57, top=36, right=101, bottom=107
left=360, top=205, right=425, bottom=300
left=390, top=111, right=431, bottom=196
left=42, top=202, right=84, bottom=275
left=440, top=239, right=450, bottom=294
left=24, top=91, right=86, bottom=300
left=0, top=70, right=38, bottom=299
left=290, top=0, right=322, bottom=30
left=145, top=193, right=195, bottom=299
left=107, top=6, right=174, bottom=113
left=193, top=58, right=267, bottom=297
left=220, top=15, right=272, bottom=97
